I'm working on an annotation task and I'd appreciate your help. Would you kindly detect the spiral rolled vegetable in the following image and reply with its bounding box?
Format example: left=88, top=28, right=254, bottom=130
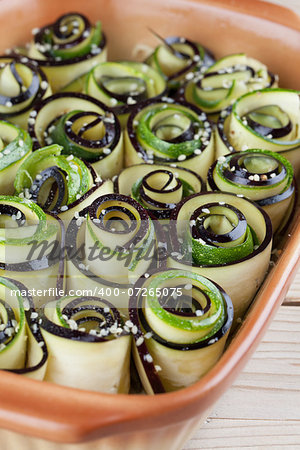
left=0, top=196, right=64, bottom=307
left=28, top=92, right=123, bottom=179
left=114, top=163, right=204, bottom=219
left=83, top=61, right=167, bottom=126
left=146, top=35, right=215, bottom=92
left=14, top=144, right=113, bottom=222
left=167, top=192, right=272, bottom=320
left=125, top=98, right=214, bottom=180
left=207, top=150, right=295, bottom=233
left=129, top=268, right=233, bottom=393
left=66, top=194, right=164, bottom=309
left=40, top=295, right=131, bottom=393
left=0, top=121, right=32, bottom=195
left=0, top=56, right=51, bottom=128
left=215, top=89, right=300, bottom=177
left=183, top=53, right=277, bottom=118
left=0, top=276, right=48, bottom=379
left=13, top=13, right=107, bottom=92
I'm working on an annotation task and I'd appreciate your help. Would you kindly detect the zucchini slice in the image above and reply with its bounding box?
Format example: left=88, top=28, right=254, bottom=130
left=14, top=144, right=113, bottom=221
left=0, top=56, right=51, bottom=128
left=28, top=92, right=123, bottom=179
left=167, top=192, right=272, bottom=321
left=66, top=194, right=165, bottom=310
left=40, top=295, right=131, bottom=393
left=85, top=61, right=167, bottom=127
left=0, top=276, right=47, bottom=380
left=125, top=98, right=214, bottom=180
left=0, top=196, right=64, bottom=307
left=12, top=13, right=107, bottom=92
left=184, top=53, right=277, bottom=119
left=129, top=268, right=233, bottom=393
left=207, top=150, right=295, bottom=233
left=146, top=35, right=214, bottom=92
left=115, top=163, right=204, bottom=219
left=215, top=89, right=300, bottom=177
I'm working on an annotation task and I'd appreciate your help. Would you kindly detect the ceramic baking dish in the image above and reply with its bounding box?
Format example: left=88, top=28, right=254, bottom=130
left=0, top=0, right=299, bottom=449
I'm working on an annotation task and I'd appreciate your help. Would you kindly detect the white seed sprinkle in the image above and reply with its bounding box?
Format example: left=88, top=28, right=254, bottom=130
left=41, top=80, right=48, bottom=90
left=127, top=96, right=136, bottom=105
left=177, top=154, right=186, bottom=161
left=136, top=336, right=144, bottom=346
left=144, top=353, right=153, bottom=363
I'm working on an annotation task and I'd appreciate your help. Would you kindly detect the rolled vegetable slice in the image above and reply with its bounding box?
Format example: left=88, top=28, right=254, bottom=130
left=115, top=163, right=204, bottom=219
left=0, top=55, right=51, bottom=128
left=125, top=98, right=214, bottom=180
left=0, top=196, right=65, bottom=307
left=28, top=92, right=123, bottom=179
left=0, top=276, right=47, bottom=379
left=40, top=295, right=131, bottom=393
left=84, top=61, right=167, bottom=127
left=207, top=150, right=295, bottom=233
left=14, top=144, right=113, bottom=221
left=0, top=121, right=32, bottom=195
left=146, top=35, right=215, bottom=92
left=184, top=53, right=277, bottom=117
left=215, top=89, right=300, bottom=177
left=66, top=194, right=165, bottom=309
left=167, top=192, right=272, bottom=320
left=129, top=268, right=233, bottom=393
left=13, top=13, right=107, bottom=92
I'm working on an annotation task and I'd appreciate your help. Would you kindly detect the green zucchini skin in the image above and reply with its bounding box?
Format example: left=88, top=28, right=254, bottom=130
left=0, top=121, right=32, bottom=195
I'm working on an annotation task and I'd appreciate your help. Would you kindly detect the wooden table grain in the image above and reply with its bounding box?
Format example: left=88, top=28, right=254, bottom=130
left=184, top=268, right=300, bottom=449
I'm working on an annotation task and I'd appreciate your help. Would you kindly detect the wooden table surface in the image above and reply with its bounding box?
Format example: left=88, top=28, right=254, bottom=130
left=184, top=268, right=300, bottom=449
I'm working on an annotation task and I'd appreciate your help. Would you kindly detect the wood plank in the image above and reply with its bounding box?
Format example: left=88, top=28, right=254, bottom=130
left=184, top=306, right=300, bottom=450
left=283, top=268, right=300, bottom=305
